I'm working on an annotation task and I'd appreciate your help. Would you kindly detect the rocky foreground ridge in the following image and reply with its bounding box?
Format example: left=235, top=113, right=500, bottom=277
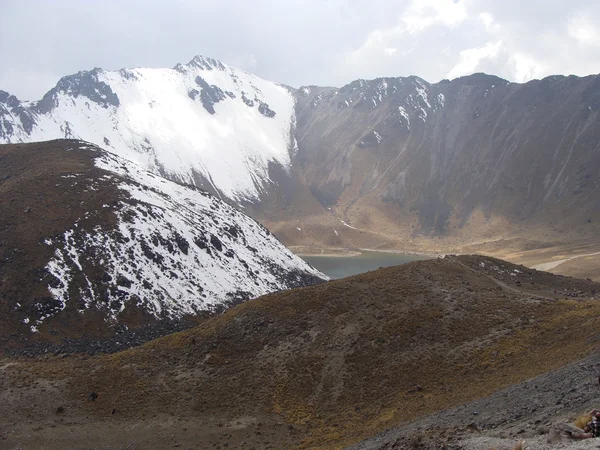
left=1, top=255, right=599, bottom=449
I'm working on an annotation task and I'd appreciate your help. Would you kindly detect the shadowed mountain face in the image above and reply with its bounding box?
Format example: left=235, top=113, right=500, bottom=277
left=1, top=59, right=600, bottom=259
left=273, top=74, right=600, bottom=253
left=0, top=140, right=325, bottom=349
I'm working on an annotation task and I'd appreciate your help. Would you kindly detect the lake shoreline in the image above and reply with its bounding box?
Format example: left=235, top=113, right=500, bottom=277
left=360, top=248, right=446, bottom=258
left=290, top=245, right=443, bottom=259
left=289, top=246, right=361, bottom=257
left=297, top=250, right=434, bottom=279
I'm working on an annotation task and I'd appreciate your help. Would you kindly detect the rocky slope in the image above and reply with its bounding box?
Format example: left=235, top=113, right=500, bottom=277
left=272, top=74, right=600, bottom=256
left=351, top=351, right=600, bottom=450
left=0, top=140, right=325, bottom=349
left=1, top=255, right=599, bottom=449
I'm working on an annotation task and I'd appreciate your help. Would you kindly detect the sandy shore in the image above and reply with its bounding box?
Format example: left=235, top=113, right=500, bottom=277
left=290, top=246, right=439, bottom=258
left=359, top=247, right=444, bottom=258
left=289, top=246, right=362, bottom=257
left=532, top=251, right=600, bottom=271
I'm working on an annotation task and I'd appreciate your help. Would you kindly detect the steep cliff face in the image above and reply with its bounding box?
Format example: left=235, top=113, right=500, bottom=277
left=284, top=73, right=600, bottom=250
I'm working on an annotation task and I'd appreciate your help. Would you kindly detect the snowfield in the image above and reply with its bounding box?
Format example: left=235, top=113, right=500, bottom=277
left=1, top=56, right=297, bottom=201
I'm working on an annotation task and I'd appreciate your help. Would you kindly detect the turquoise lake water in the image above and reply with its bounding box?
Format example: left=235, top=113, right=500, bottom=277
left=300, top=251, right=430, bottom=280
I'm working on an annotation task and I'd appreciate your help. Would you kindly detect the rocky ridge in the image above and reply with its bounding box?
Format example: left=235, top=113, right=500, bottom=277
left=286, top=73, right=600, bottom=243
left=0, top=140, right=325, bottom=348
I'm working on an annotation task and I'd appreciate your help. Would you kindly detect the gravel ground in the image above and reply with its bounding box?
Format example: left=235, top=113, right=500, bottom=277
left=349, top=352, right=600, bottom=449
left=458, top=434, right=600, bottom=450
left=3, top=319, right=197, bottom=357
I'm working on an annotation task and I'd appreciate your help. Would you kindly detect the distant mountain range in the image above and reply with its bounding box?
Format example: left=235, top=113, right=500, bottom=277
left=2, top=55, right=599, bottom=263
left=286, top=72, right=600, bottom=254
left=2, top=57, right=600, bottom=450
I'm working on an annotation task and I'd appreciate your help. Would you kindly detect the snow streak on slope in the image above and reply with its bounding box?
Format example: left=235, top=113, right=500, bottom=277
left=1, top=56, right=297, bottom=201
left=29, top=142, right=325, bottom=331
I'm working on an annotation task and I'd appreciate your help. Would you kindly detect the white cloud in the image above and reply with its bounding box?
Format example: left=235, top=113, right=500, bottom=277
left=402, top=0, right=468, bottom=34
left=4, top=0, right=600, bottom=99
left=568, top=13, right=600, bottom=45
left=479, top=12, right=497, bottom=31
left=509, top=52, right=547, bottom=82
left=447, top=40, right=503, bottom=79
left=336, top=0, right=600, bottom=86
left=340, top=0, right=469, bottom=79
left=230, top=53, right=259, bottom=71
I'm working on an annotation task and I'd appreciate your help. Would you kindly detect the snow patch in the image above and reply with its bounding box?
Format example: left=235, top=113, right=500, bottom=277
left=398, top=107, right=411, bottom=129
left=37, top=146, right=327, bottom=328
left=340, top=219, right=358, bottom=230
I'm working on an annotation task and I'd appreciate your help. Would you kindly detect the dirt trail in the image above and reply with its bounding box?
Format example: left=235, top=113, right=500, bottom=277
left=533, top=251, right=600, bottom=271
left=455, top=259, right=555, bottom=300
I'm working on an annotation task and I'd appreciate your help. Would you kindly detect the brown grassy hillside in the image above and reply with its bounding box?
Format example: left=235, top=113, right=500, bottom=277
left=2, top=255, right=600, bottom=449
left=0, top=140, right=126, bottom=344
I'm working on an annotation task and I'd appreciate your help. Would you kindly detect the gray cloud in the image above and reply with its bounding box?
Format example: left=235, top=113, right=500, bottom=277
left=3, top=0, right=600, bottom=100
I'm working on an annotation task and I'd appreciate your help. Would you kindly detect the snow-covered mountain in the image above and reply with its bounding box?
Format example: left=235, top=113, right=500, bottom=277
left=0, top=140, right=325, bottom=342
left=0, top=56, right=297, bottom=201
left=4, top=57, right=600, bottom=261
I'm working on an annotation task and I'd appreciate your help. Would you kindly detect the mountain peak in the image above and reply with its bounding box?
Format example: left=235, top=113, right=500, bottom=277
left=175, top=55, right=227, bottom=72
left=36, top=68, right=119, bottom=115
left=449, top=72, right=510, bottom=86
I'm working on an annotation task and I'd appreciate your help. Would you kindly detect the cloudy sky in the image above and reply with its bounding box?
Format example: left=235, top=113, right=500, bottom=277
left=3, top=0, right=600, bottom=100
